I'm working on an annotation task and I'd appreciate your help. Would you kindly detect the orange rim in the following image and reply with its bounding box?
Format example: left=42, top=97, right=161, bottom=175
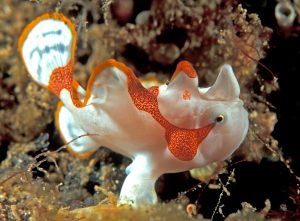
left=55, top=101, right=95, bottom=159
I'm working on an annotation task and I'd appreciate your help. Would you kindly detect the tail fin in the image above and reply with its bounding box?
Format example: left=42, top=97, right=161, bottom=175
left=18, top=12, right=76, bottom=96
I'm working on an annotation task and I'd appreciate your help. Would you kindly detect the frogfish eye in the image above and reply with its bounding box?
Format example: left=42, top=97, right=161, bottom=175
left=215, top=114, right=225, bottom=123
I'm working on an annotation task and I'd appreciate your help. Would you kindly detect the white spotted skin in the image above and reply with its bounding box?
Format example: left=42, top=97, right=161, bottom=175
left=21, top=19, right=73, bottom=86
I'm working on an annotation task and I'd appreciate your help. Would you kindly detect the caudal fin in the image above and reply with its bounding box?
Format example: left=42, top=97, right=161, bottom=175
left=18, top=12, right=76, bottom=96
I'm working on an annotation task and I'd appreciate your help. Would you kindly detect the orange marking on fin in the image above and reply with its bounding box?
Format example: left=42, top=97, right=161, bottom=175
left=84, top=59, right=138, bottom=104
left=48, top=59, right=74, bottom=96
left=18, top=12, right=77, bottom=88
left=171, top=60, right=197, bottom=81
left=18, top=12, right=83, bottom=108
left=182, top=89, right=191, bottom=100
left=48, top=59, right=83, bottom=107
left=47, top=59, right=84, bottom=108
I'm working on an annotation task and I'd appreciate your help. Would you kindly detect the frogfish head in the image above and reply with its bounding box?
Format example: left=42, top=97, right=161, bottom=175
left=157, top=63, right=249, bottom=164
left=198, top=64, right=249, bottom=163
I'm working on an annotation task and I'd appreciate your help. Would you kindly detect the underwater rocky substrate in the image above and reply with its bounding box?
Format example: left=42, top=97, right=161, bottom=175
left=0, top=0, right=299, bottom=220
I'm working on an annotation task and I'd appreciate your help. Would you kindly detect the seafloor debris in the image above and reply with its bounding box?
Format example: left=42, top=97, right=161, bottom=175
left=0, top=0, right=298, bottom=220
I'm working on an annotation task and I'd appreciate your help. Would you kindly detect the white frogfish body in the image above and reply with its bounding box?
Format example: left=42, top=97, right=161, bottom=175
left=19, top=12, right=249, bottom=206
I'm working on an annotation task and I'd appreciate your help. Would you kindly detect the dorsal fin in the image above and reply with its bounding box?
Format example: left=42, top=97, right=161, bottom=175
left=203, top=64, right=240, bottom=101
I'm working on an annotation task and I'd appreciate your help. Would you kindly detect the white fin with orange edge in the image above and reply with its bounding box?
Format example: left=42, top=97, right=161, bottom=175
left=84, top=59, right=130, bottom=106
left=56, top=101, right=100, bottom=159
left=19, top=13, right=99, bottom=158
left=18, top=13, right=76, bottom=89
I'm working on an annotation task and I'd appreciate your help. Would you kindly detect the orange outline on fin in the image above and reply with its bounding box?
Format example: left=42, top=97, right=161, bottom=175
left=18, top=12, right=77, bottom=90
left=171, top=60, right=197, bottom=81
left=55, top=101, right=95, bottom=159
left=83, top=59, right=138, bottom=105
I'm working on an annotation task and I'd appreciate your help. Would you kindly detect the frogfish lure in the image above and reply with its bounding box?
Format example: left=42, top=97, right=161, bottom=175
left=18, top=12, right=249, bottom=206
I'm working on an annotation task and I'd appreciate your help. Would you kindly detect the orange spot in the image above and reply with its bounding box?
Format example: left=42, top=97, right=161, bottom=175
left=171, top=60, right=197, bottom=81
left=182, top=89, right=191, bottom=100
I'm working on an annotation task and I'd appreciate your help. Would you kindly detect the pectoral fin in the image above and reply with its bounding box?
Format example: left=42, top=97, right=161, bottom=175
left=55, top=102, right=100, bottom=159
